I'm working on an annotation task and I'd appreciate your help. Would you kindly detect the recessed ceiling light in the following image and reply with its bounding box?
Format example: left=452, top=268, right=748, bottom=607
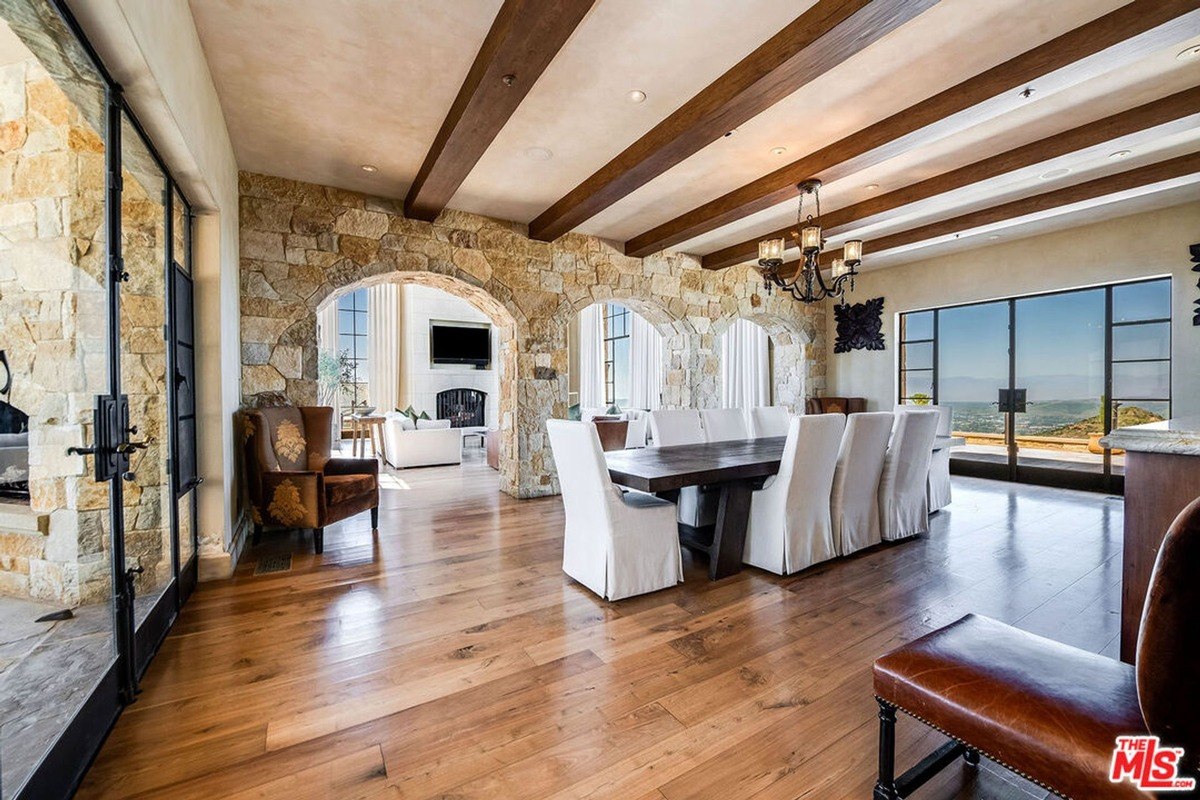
left=524, top=146, right=553, bottom=161
left=864, top=184, right=880, bottom=191
left=1039, top=168, right=1071, bottom=180
left=627, top=89, right=647, bottom=103
left=1109, top=149, right=1132, bottom=159
left=771, top=146, right=788, bottom=156
left=1177, top=44, right=1200, bottom=60
left=360, top=164, right=378, bottom=173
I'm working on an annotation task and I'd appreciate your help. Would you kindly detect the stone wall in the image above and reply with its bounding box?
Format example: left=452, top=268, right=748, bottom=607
left=0, top=55, right=109, bottom=603
left=238, top=171, right=826, bottom=500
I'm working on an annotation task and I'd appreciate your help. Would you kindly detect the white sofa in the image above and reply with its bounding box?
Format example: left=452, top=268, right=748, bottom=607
left=382, top=414, right=462, bottom=469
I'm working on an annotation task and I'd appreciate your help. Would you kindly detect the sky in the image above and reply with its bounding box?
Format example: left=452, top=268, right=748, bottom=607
left=912, top=279, right=1170, bottom=403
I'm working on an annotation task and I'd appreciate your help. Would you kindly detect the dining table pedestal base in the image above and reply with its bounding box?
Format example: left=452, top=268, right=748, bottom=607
left=673, top=479, right=758, bottom=581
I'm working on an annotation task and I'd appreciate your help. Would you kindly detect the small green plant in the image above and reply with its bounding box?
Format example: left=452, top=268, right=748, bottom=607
left=318, top=349, right=354, bottom=406
left=910, top=392, right=932, bottom=406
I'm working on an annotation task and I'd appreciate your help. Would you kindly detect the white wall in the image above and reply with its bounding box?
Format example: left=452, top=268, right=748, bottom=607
left=826, top=202, right=1200, bottom=419
left=66, top=0, right=242, bottom=577
left=400, top=285, right=500, bottom=429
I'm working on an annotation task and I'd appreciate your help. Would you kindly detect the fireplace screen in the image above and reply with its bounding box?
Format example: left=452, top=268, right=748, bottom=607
left=436, top=388, right=486, bottom=428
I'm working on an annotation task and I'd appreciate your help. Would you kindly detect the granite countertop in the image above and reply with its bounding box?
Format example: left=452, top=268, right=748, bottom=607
left=1101, top=416, right=1200, bottom=456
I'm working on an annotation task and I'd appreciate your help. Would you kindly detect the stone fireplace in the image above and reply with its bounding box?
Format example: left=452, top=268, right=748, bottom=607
left=436, top=388, right=486, bottom=428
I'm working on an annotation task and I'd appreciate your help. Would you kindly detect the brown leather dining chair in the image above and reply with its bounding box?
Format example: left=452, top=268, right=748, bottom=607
left=242, top=405, right=379, bottom=554
left=872, top=497, right=1200, bottom=799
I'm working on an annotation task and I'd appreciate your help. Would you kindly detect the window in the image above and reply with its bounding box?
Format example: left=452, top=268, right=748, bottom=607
left=1111, top=280, right=1171, bottom=427
left=897, top=277, right=1172, bottom=487
left=602, top=303, right=630, bottom=408
left=337, top=288, right=369, bottom=409
left=898, top=310, right=935, bottom=405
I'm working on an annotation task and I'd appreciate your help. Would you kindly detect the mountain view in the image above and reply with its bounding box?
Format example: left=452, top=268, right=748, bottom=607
left=945, top=400, right=1166, bottom=437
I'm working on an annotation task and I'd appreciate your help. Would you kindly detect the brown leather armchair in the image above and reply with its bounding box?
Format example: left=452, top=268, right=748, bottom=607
left=242, top=406, right=378, bottom=554
left=871, top=497, right=1200, bottom=799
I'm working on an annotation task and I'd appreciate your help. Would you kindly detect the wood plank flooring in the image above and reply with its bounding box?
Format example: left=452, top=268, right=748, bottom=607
left=78, top=455, right=1123, bottom=799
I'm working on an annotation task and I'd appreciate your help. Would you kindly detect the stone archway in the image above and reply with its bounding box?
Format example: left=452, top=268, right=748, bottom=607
left=560, top=294, right=698, bottom=412
left=711, top=310, right=813, bottom=411
left=304, top=270, right=523, bottom=496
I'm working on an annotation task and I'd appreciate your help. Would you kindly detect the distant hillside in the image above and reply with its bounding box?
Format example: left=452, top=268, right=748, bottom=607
left=1043, top=405, right=1165, bottom=438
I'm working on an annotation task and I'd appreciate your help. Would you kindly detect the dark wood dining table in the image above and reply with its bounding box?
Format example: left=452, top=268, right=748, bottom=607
left=605, top=437, right=787, bottom=580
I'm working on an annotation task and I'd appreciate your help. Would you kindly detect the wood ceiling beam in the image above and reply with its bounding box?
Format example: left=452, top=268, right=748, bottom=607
left=404, top=0, right=596, bottom=222
left=702, top=86, right=1200, bottom=270
left=526, top=0, right=938, bottom=243
left=625, top=0, right=1200, bottom=259
left=777, top=151, right=1200, bottom=278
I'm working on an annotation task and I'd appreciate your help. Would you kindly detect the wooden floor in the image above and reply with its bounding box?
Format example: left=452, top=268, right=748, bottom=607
left=78, top=456, right=1123, bottom=799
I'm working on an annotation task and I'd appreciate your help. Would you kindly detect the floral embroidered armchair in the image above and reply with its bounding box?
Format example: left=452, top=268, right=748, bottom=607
left=242, top=406, right=378, bottom=554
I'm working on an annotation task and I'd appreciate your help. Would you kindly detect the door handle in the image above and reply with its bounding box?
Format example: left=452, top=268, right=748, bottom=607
left=116, top=437, right=153, bottom=455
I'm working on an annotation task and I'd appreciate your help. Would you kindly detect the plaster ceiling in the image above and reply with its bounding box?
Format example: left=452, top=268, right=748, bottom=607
left=189, top=0, right=1200, bottom=271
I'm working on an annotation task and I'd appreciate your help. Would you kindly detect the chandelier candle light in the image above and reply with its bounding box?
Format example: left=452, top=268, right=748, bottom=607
left=757, top=179, right=863, bottom=304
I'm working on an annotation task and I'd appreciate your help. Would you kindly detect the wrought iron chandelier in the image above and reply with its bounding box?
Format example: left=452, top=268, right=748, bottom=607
left=756, top=179, right=863, bottom=304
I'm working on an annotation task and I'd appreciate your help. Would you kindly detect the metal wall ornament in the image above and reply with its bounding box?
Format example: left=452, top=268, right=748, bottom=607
left=757, top=179, right=863, bottom=304
left=833, top=297, right=886, bottom=353
left=1190, top=242, right=1199, bottom=326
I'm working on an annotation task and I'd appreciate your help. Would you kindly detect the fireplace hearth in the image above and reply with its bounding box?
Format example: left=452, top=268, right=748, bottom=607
left=436, top=388, right=486, bottom=428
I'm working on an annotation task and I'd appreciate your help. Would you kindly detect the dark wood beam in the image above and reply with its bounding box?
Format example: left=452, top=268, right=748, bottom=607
left=404, top=0, right=596, bottom=222
left=702, top=86, right=1200, bottom=270
left=625, top=0, right=1200, bottom=258
left=526, top=0, right=938, bottom=242
left=777, top=151, right=1200, bottom=277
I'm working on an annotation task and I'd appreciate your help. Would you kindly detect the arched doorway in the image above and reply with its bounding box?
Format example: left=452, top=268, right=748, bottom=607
left=312, top=272, right=521, bottom=495
left=712, top=311, right=813, bottom=411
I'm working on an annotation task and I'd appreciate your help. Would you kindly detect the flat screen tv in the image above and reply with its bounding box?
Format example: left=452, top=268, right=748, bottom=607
left=430, top=323, right=490, bottom=367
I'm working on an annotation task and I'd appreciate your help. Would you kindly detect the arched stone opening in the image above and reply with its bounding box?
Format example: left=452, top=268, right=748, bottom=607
left=558, top=294, right=697, bottom=413
left=304, top=270, right=523, bottom=496
left=711, top=310, right=814, bottom=411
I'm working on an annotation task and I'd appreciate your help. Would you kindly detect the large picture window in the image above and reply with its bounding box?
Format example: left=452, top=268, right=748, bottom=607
left=337, top=288, right=369, bottom=409
left=602, top=303, right=630, bottom=408
left=898, top=277, right=1171, bottom=489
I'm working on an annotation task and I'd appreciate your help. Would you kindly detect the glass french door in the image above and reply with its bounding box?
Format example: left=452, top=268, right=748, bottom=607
left=0, top=1, right=199, bottom=796
left=900, top=277, right=1172, bottom=492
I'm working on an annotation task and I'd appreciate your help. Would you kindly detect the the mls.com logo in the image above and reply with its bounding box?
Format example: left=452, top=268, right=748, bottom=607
left=1109, top=735, right=1197, bottom=792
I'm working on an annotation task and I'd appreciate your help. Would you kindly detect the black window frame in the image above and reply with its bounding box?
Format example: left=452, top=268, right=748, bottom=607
left=337, top=288, right=370, bottom=410
left=602, top=302, right=630, bottom=407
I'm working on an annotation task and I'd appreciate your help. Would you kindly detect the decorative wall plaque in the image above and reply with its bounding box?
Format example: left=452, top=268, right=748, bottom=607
left=833, top=297, right=886, bottom=353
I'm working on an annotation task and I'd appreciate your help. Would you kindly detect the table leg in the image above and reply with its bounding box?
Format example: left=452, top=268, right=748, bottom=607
left=709, top=479, right=754, bottom=580
left=375, top=421, right=387, bottom=463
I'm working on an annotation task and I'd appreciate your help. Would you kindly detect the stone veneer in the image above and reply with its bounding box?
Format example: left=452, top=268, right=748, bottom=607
left=238, top=171, right=826, bottom=499
left=0, top=54, right=109, bottom=603
left=0, top=49, right=174, bottom=604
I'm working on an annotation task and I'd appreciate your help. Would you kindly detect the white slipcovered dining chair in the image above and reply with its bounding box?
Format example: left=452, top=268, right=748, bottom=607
left=700, top=408, right=750, bottom=442
left=547, top=420, right=682, bottom=600
left=624, top=412, right=649, bottom=449
left=743, top=413, right=846, bottom=575
left=878, top=409, right=940, bottom=541
left=648, top=409, right=704, bottom=446
left=749, top=406, right=791, bottom=439
left=831, top=412, right=893, bottom=556
left=647, top=409, right=716, bottom=530
left=894, top=404, right=955, bottom=511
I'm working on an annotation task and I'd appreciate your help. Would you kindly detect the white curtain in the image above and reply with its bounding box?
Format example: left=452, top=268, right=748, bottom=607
left=720, top=318, right=770, bottom=409
left=317, top=302, right=342, bottom=440
left=577, top=303, right=605, bottom=411
left=628, top=311, right=663, bottom=410
left=368, top=283, right=402, bottom=413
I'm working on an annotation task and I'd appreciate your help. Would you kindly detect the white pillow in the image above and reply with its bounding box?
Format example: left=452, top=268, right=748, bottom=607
left=397, top=416, right=416, bottom=431
left=417, top=418, right=451, bottom=430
